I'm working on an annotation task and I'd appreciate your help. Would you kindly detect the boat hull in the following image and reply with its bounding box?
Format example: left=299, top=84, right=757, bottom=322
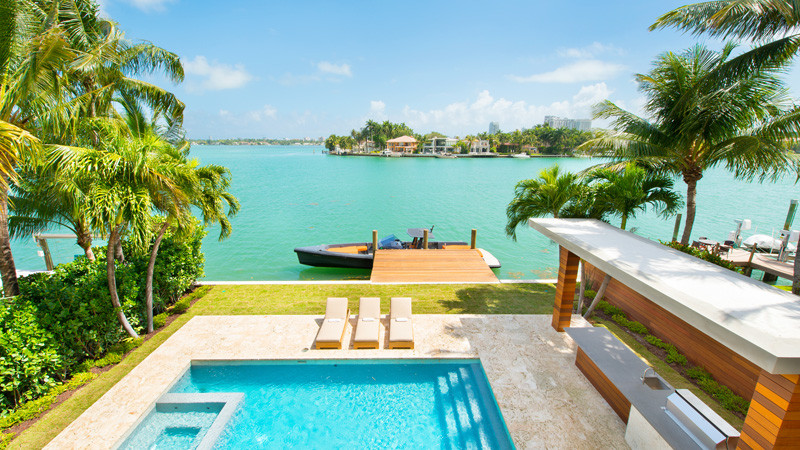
left=295, top=243, right=374, bottom=269
left=295, top=242, right=502, bottom=269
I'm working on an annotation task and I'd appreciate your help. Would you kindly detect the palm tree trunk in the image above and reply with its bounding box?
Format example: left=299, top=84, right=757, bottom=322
left=0, top=188, right=19, bottom=296
left=680, top=174, right=701, bottom=245
left=75, top=225, right=95, bottom=261
left=583, top=274, right=611, bottom=318
left=114, top=239, right=125, bottom=262
left=620, top=215, right=628, bottom=230
left=145, top=221, right=169, bottom=333
left=793, top=236, right=799, bottom=295
left=575, top=262, right=587, bottom=313
left=106, top=226, right=138, bottom=338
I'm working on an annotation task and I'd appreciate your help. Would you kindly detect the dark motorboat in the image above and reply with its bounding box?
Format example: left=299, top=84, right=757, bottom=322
left=294, top=228, right=501, bottom=269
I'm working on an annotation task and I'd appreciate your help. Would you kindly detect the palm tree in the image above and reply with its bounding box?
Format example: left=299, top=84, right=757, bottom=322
left=651, top=1, right=800, bottom=83
left=49, top=130, right=188, bottom=338
left=505, top=165, right=605, bottom=240
left=586, top=163, right=683, bottom=230
left=579, top=44, right=798, bottom=245
left=141, top=131, right=238, bottom=333
left=0, top=0, right=82, bottom=295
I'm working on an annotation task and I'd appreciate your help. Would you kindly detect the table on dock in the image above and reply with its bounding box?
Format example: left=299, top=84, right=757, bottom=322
left=722, top=248, right=795, bottom=281
left=370, top=249, right=499, bottom=283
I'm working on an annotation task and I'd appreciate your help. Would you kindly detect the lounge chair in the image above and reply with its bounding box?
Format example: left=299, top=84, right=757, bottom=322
left=388, top=297, right=414, bottom=349
left=353, top=297, right=381, bottom=349
left=314, top=297, right=350, bottom=349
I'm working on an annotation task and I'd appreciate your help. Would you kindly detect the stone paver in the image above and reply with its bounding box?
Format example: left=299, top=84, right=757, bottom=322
left=46, top=314, right=628, bottom=449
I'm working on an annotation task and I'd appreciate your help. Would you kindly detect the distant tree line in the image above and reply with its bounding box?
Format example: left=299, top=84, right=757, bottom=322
left=326, top=120, right=594, bottom=154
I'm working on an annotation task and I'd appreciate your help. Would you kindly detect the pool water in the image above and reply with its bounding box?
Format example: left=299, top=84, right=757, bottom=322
left=119, top=407, right=220, bottom=449
left=168, top=359, right=514, bottom=449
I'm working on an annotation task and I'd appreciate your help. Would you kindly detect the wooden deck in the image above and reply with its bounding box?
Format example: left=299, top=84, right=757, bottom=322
left=370, top=249, right=499, bottom=283
left=722, top=248, right=794, bottom=280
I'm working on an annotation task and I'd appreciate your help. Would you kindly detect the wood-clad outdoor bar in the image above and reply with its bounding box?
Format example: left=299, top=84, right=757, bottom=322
left=529, top=218, right=800, bottom=450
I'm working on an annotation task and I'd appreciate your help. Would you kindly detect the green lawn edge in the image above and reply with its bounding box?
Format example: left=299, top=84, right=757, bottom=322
left=7, top=282, right=555, bottom=448
left=594, top=319, right=744, bottom=430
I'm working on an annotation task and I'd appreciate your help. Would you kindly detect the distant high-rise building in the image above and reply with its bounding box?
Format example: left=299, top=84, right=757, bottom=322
left=488, top=122, right=500, bottom=134
left=544, top=115, right=591, bottom=131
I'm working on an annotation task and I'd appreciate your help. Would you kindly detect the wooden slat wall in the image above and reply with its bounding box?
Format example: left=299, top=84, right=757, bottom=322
left=575, top=347, right=631, bottom=423
left=584, top=263, right=761, bottom=399
left=739, top=372, right=800, bottom=450
left=552, top=246, right=579, bottom=332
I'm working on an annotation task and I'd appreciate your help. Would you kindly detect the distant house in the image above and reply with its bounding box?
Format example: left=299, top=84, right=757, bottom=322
left=470, top=139, right=490, bottom=154
left=357, top=140, right=378, bottom=153
left=423, top=137, right=457, bottom=154
left=386, top=135, right=418, bottom=154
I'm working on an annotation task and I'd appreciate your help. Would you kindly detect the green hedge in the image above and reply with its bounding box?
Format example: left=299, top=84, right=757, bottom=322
left=1, top=225, right=204, bottom=415
left=661, top=241, right=740, bottom=272
left=593, top=300, right=746, bottom=415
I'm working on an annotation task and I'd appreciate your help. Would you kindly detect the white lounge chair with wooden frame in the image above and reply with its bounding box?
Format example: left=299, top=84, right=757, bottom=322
left=353, top=297, right=381, bottom=349
left=314, top=297, right=350, bottom=349
left=388, top=297, right=414, bottom=349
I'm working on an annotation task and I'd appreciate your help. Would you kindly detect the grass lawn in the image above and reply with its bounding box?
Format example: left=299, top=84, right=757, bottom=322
left=7, top=282, right=555, bottom=449
left=194, top=283, right=557, bottom=315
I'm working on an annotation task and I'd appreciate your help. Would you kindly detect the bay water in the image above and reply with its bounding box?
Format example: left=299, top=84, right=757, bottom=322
left=12, top=145, right=799, bottom=281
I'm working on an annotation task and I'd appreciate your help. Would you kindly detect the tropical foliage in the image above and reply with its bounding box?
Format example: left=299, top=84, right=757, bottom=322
left=579, top=43, right=799, bottom=244
left=1, top=229, right=204, bottom=414
left=505, top=164, right=682, bottom=239
left=0, top=0, right=238, bottom=421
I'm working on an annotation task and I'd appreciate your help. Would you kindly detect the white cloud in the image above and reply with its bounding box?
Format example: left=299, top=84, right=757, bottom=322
left=122, top=0, right=176, bottom=12
left=245, top=105, right=277, bottom=122
left=396, top=87, right=612, bottom=134
left=370, top=100, right=385, bottom=114
left=317, top=61, right=352, bottom=77
left=184, top=56, right=253, bottom=92
left=557, top=42, right=624, bottom=59
left=572, top=83, right=613, bottom=107
left=509, top=60, right=626, bottom=83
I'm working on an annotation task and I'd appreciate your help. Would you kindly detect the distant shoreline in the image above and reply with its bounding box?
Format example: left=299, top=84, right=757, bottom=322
left=328, top=152, right=577, bottom=158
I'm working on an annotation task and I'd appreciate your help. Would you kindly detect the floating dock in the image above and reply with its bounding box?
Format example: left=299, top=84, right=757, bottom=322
left=370, top=249, right=499, bottom=283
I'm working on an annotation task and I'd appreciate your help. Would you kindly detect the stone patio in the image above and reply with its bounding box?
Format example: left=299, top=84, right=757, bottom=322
left=46, top=314, right=628, bottom=449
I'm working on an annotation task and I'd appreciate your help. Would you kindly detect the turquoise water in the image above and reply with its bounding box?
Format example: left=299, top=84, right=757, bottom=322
left=120, top=407, right=220, bottom=449
left=10, top=145, right=799, bottom=280
left=168, top=360, right=513, bottom=449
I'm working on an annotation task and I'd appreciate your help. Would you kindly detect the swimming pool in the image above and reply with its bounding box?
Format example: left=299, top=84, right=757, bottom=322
left=125, top=359, right=514, bottom=449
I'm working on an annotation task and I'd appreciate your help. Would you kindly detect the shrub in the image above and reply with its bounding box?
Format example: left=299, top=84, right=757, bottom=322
left=170, top=296, right=191, bottom=314
left=597, top=301, right=623, bottom=316
left=0, top=298, right=64, bottom=414
left=0, top=372, right=95, bottom=430
left=644, top=334, right=665, bottom=348
left=661, top=240, right=740, bottom=272
left=5, top=225, right=205, bottom=419
left=665, top=349, right=688, bottom=366
left=583, top=289, right=596, bottom=299
left=626, top=320, right=649, bottom=335
left=686, top=366, right=712, bottom=381
left=153, top=313, right=168, bottom=329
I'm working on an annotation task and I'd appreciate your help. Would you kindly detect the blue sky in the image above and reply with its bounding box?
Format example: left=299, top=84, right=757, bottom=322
left=100, top=0, right=800, bottom=139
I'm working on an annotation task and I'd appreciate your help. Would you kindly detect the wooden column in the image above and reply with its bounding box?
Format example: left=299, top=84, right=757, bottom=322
left=552, top=246, right=579, bottom=332
left=739, top=371, right=800, bottom=449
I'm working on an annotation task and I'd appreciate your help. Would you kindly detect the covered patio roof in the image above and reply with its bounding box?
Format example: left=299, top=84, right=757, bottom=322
left=529, top=218, right=800, bottom=374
